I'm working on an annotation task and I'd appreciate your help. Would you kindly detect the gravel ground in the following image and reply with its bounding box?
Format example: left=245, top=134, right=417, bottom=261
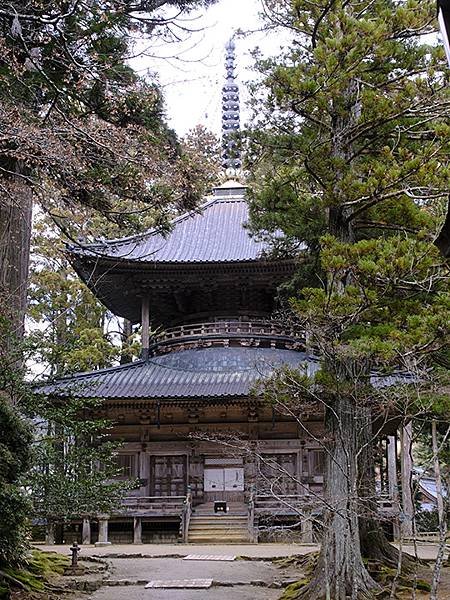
left=106, top=556, right=298, bottom=584
left=35, top=543, right=317, bottom=559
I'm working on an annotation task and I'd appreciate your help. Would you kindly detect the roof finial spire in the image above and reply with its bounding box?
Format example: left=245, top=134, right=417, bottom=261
left=221, top=35, right=241, bottom=174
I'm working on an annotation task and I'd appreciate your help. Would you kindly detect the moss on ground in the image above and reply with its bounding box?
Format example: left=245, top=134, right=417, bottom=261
left=279, top=579, right=310, bottom=599
left=0, top=550, right=69, bottom=599
left=278, top=554, right=434, bottom=599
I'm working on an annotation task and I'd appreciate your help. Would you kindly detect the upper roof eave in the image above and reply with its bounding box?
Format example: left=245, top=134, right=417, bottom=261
left=65, top=185, right=298, bottom=265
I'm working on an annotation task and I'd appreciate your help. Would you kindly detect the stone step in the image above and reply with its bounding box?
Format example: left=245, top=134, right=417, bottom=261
left=189, top=518, right=247, bottom=524
left=187, top=537, right=250, bottom=544
left=188, top=526, right=249, bottom=534
left=188, top=529, right=249, bottom=536
left=188, top=534, right=250, bottom=540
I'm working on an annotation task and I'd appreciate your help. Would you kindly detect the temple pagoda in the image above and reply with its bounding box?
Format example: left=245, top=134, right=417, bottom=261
left=37, top=40, right=400, bottom=546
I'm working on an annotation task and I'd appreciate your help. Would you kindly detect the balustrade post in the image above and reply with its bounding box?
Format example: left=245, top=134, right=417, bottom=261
left=182, top=488, right=192, bottom=543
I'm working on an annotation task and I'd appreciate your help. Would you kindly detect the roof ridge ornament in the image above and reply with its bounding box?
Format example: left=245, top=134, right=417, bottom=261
left=221, top=35, right=245, bottom=182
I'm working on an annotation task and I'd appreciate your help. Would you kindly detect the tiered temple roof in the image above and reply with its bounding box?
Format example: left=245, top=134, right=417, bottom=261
left=68, top=182, right=299, bottom=326
left=37, top=347, right=317, bottom=399
left=38, top=180, right=310, bottom=401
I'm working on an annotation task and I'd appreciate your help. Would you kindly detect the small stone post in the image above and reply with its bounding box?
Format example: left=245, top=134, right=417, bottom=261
left=70, top=541, right=79, bottom=567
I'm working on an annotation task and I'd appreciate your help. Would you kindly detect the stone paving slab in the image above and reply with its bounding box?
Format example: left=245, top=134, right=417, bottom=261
left=183, top=554, right=236, bottom=561
left=145, top=579, right=213, bottom=589
left=34, top=542, right=446, bottom=561
left=87, top=584, right=281, bottom=599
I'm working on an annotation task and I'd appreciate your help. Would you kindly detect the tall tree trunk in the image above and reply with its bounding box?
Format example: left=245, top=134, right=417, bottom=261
left=299, top=394, right=380, bottom=599
left=120, top=318, right=133, bottom=364
left=400, top=422, right=414, bottom=537
left=0, top=164, right=32, bottom=339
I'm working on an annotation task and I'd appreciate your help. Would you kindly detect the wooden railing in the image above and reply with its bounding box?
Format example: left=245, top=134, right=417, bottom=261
left=254, top=493, right=398, bottom=515
left=255, top=494, right=317, bottom=515
left=402, top=531, right=450, bottom=544
left=151, top=320, right=304, bottom=348
left=121, top=495, right=186, bottom=515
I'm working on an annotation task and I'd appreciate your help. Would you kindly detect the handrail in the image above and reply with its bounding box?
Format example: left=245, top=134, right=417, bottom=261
left=124, top=496, right=186, bottom=501
left=152, top=320, right=304, bottom=344
left=122, top=496, right=186, bottom=511
left=181, top=489, right=192, bottom=543
left=247, top=487, right=256, bottom=543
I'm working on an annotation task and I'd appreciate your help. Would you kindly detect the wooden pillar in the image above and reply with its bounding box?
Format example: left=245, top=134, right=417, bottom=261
left=141, top=295, right=150, bottom=359
left=82, top=518, right=91, bottom=545
left=95, top=516, right=111, bottom=546
left=302, top=513, right=313, bottom=543
left=400, top=423, right=414, bottom=537
left=133, top=517, right=143, bottom=544
left=387, top=435, right=399, bottom=500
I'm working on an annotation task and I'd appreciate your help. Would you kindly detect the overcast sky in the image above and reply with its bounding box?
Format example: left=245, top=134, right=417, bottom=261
left=132, top=0, right=281, bottom=137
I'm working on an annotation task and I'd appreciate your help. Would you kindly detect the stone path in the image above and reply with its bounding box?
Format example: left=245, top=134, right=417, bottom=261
left=36, top=541, right=446, bottom=561
left=36, top=543, right=448, bottom=600
left=80, top=550, right=301, bottom=600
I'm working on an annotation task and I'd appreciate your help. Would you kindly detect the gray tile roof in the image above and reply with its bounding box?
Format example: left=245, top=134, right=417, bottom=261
left=69, top=184, right=271, bottom=264
left=36, top=347, right=318, bottom=399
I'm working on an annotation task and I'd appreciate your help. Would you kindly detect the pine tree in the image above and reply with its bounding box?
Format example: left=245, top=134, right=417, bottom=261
left=247, top=1, right=450, bottom=597
left=0, top=0, right=217, bottom=336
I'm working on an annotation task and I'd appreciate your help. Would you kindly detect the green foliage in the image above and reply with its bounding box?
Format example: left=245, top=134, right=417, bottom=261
left=23, top=393, right=137, bottom=523
left=247, top=0, right=450, bottom=384
left=0, top=316, right=33, bottom=568
left=0, top=0, right=219, bottom=243
left=247, top=3, right=449, bottom=589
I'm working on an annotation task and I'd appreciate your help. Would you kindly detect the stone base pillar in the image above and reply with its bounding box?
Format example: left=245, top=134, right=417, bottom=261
left=95, top=517, right=111, bottom=547
left=82, top=517, right=91, bottom=545
left=133, top=517, right=143, bottom=544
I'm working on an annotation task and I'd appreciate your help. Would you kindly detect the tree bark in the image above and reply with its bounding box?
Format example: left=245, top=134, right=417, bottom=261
left=400, top=422, right=414, bottom=537
left=120, top=318, right=133, bottom=364
left=298, top=395, right=380, bottom=599
left=0, top=164, right=32, bottom=340
left=430, top=419, right=447, bottom=600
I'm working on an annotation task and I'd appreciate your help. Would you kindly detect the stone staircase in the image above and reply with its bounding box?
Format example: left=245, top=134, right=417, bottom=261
left=187, top=502, right=252, bottom=544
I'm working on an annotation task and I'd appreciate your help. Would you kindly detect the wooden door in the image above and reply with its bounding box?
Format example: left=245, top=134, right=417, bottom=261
left=150, top=455, right=187, bottom=496
left=259, top=453, right=298, bottom=495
